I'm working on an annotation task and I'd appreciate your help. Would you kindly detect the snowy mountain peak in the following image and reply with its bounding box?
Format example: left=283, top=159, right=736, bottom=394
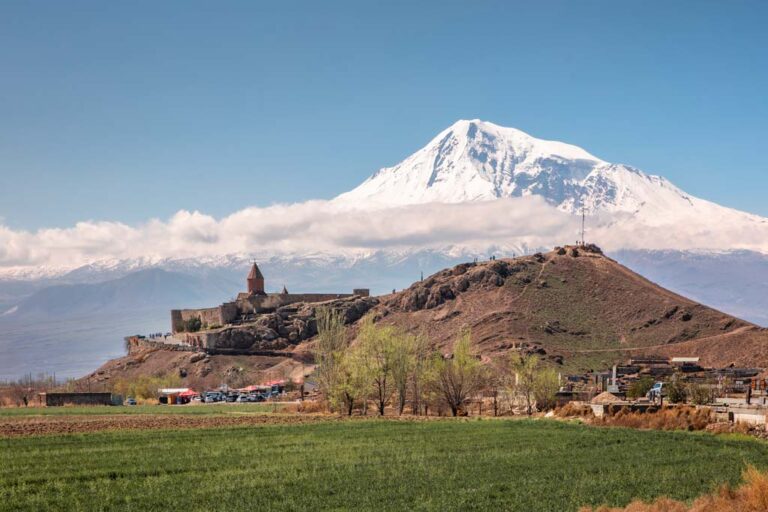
left=334, top=119, right=691, bottom=216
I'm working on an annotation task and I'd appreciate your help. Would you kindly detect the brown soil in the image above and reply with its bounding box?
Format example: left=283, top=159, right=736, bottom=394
left=0, top=413, right=334, bottom=438
left=591, top=392, right=622, bottom=404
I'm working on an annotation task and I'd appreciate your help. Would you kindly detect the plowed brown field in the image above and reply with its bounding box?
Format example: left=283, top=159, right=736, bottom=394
left=0, top=413, right=333, bottom=437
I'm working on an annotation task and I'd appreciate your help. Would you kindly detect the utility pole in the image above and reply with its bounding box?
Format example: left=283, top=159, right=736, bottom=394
left=581, top=205, right=586, bottom=246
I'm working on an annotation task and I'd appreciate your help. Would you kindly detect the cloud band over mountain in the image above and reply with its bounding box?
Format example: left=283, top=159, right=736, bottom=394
left=2, top=196, right=767, bottom=277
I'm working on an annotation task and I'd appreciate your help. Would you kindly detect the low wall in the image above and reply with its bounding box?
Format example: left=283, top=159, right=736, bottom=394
left=42, top=392, right=115, bottom=407
left=125, top=335, right=203, bottom=354
left=733, top=412, right=768, bottom=426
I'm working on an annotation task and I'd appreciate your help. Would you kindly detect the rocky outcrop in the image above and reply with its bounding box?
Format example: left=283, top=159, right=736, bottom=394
left=209, top=295, right=378, bottom=354
left=385, top=258, right=535, bottom=312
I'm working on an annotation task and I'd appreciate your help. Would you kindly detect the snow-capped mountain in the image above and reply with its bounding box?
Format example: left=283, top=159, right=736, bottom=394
left=2, top=118, right=768, bottom=380
left=335, top=120, right=768, bottom=233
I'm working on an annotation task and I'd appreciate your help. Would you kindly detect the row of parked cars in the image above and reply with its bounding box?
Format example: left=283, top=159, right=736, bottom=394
left=199, top=385, right=283, bottom=404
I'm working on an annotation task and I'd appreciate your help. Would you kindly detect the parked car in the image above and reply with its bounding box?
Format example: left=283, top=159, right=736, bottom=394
left=203, top=392, right=224, bottom=403
left=236, top=394, right=250, bottom=403
left=225, top=394, right=238, bottom=403
left=647, top=382, right=665, bottom=403
left=125, top=397, right=137, bottom=406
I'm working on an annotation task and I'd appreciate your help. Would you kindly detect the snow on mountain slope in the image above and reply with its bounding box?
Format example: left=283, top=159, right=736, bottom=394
left=335, top=120, right=768, bottom=233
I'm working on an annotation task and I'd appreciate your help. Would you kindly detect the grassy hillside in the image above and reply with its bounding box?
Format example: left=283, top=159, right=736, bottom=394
left=2, top=420, right=768, bottom=511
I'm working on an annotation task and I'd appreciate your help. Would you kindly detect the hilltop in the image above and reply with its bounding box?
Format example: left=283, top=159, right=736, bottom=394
left=373, top=244, right=768, bottom=372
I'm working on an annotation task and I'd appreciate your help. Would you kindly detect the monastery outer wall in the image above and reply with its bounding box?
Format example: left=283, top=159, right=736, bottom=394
left=170, top=289, right=371, bottom=334
left=171, top=304, right=239, bottom=333
left=243, top=293, right=360, bottom=313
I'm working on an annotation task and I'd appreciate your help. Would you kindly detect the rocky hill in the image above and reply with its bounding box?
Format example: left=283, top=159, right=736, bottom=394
left=373, top=245, right=768, bottom=372
left=79, top=295, right=377, bottom=390
left=79, top=245, right=768, bottom=389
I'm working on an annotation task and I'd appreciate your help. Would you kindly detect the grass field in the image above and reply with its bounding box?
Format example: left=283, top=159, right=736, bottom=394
left=2, top=419, right=767, bottom=511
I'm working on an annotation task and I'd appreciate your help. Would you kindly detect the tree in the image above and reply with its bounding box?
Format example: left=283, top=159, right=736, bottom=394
left=432, top=330, right=485, bottom=417
left=391, top=333, right=415, bottom=416
left=336, top=347, right=369, bottom=416
left=510, top=354, right=539, bottom=415
left=356, top=318, right=398, bottom=416
left=533, top=367, right=560, bottom=412
left=313, top=307, right=348, bottom=412
left=409, top=333, right=432, bottom=415
left=510, top=354, right=560, bottom=415
left=485, top=361, right=505, bottom=417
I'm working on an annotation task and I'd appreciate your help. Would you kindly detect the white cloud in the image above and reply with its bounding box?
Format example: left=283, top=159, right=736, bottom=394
left=0, top=197, right=767, bottom=275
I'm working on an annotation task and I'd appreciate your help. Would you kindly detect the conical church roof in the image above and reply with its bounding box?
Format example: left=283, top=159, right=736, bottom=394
left=247, top=263, right=264, bottom=280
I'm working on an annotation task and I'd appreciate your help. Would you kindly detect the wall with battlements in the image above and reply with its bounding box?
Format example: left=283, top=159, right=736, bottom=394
left=170, top=289, right=370, bottom=334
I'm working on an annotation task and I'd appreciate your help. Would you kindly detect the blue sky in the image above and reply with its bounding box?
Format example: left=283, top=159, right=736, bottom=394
left=1, top=0, right=767, bottom=230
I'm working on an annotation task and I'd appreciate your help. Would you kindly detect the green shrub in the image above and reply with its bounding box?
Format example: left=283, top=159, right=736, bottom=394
left=666, top=377, right=687, bottom=404
left=688, top=383, right=715, bottom=405
left=627, top=375, right=655, bottom=399
left=184, top=316, right=202, bottom=333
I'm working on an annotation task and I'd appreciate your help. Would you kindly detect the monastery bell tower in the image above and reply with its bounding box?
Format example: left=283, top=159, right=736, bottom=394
left=247, top=262, right=265, bottom=295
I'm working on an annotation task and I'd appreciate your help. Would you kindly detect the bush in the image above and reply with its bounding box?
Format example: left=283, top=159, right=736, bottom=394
left=184, top=316, right=202, bottom=333
left=627, top=375, right=655, bottom=399
left=111, top=374, right=183, bottom=400
left=555, top=402, right=594, bottom=418
left=597, top=406, right=712, bottom=432
left=297, top=400, right=328, bottom=413
left=666, top=377, right=687, bottom=404
left=688, top=383, right=715, bottom=405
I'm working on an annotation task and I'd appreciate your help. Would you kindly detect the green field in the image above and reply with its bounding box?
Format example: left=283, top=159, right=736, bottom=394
left=1, top=419, right=766, bottom=511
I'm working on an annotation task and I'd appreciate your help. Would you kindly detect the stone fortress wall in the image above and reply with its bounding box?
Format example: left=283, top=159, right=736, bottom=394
left=168, top=263, right=369, bottom=338
left=170, top=291, right=369, bottom=334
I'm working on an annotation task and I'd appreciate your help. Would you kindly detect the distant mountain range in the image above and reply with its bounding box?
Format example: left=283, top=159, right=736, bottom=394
left=1, top=119, right=766, bottom=380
